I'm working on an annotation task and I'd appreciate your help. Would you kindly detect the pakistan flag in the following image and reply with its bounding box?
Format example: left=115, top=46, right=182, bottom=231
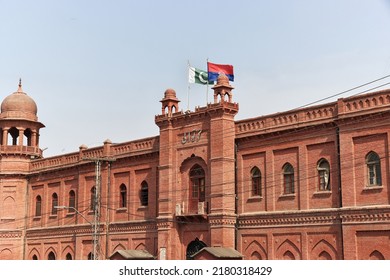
left=188, top=67, right=209, bottom=85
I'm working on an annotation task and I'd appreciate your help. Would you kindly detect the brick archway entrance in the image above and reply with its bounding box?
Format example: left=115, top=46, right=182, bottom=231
left=186, top=238, right=206, bottom=260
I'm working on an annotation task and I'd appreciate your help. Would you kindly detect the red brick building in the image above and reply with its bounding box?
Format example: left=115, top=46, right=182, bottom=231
left=0, top=75, right=389, bottom=260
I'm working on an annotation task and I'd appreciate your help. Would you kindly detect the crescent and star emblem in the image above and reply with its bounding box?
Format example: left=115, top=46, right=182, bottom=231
left=198, top=71, right=207, bottom=84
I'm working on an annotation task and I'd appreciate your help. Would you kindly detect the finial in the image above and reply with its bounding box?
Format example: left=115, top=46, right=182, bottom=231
left=17, top=78, right=23, bottom=92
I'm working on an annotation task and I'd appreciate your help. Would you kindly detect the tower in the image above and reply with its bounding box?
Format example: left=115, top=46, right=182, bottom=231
left=208, top=74, right=238, bottom=248
left=155, top=74, right=239, bottom=259
left=0, top=81, right=44, bottom=259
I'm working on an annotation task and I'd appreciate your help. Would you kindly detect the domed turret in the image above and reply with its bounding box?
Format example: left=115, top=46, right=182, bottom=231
left=1, top=80, right=38, bottom=121
left=0, top=80, right=44, bottom=160
left=160, top=88, right=180, bottom=116
left=163, top=88, right=179, bottom=100
left=212, top=73, right=234, bottom=103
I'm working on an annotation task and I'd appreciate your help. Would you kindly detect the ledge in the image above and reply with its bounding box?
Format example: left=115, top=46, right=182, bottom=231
left=278, top=193, right=296, bottom=200
left=363, top=186, right=383, bottom=192
left=247, top=196, right=263, bottom=202
left=116, top=207, right=127, bottom=213
left=313, top=191, right=332, bottom=197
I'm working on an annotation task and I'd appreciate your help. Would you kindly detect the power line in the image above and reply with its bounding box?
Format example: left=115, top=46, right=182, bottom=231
left=295, top=74, right=390, bottom=109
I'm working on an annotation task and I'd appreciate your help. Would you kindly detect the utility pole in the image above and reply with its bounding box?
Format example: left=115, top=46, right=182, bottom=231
left=83, top=157, right=115, bottom=260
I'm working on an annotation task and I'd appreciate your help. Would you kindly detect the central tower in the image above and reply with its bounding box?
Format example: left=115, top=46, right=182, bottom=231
left=155, top=74, right=238, bottom=259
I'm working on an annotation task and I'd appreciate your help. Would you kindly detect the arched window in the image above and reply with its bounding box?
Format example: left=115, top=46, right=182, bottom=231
left=32, top=254, right=38, bottom=260
left=119, top=184, right=127, bottom=208
left=317, top=159, right=330, bottom=191
left=88, top=252, right=94, bottom=260
left=140, top=181, right=148, bottom=206
left=24, top=128, right=32, bottom=146
left=283, top=163, right=294, bottom=194
left=190, top=164, right=205, bottom=202
left=66, top=253, right=73, bottom=260
left=283, top=250, right=295, bottom=260
left=48, top=251, right=56, bottom=260
left=366, top=152, right=381, bottom=186
left=90, top=186, right=96, bottom=211
left=251, top=167, right=262, bottom=196
left=8, top=127, right=19, bottom=145
left=35, top=195, right=42, bottom=216
left=68, top=190, right=76, bottom=212
left=318, top=251, right=332, bottom=260
left=51, top=193, right=58, bottom=215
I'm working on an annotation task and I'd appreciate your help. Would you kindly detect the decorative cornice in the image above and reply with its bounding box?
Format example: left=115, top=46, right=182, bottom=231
left=26, top=224, right=98, bottom=239
left=238, top=210, right=340, bottom=228
left=238, top=206, right=390, bottom=228
left=109, top=221, right=157, bottom=233
left=209, top=214, right=237, bottom=226
left=340, top=206, right=390, bottom=224
left=0, top=230, right=23, bottom=238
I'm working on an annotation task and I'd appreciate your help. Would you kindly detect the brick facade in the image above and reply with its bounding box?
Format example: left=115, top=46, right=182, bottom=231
left=0, top=76, right=389, bottom=259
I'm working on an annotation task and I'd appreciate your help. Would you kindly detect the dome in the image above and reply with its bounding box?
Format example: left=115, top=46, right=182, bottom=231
left=0, top=82, right=38, bottom=121
left=212, top=73, right=234, bottom=90
left=164, top=88, right=177, bottom=99
left=216, top=73, right=230, bottom=86
left=161, top=88, right=179, bottom=102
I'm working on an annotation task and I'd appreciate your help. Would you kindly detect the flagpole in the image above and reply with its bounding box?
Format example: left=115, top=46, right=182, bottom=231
left=187, top=60, right=190, bottom=111
left=206, top=58, right=209, bottom=104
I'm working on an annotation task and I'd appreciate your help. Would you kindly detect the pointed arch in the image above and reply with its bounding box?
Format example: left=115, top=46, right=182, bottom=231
left=112, top=244, right=127, bottom=255
left=47, top=251, right=56, bottom=260
left=311, top=239, right=337, bottom=260
left=245, top=240, right=267, bottom=260
left=369, top=250, right=385, bottom=260
left=251, top=251, right=262, bottom=260
left=276, top=239, right=301, bottom=260
left=3, top=196, right=16, bottom=218
left=135, top=243, right=146, bottom=250
left=29, top=248, right=41, bottom=260
left=62, top=245, right=75, bottom=260
left=318, top=251, right=332, bottom=260
left=283, top=250, right=295, bottom=260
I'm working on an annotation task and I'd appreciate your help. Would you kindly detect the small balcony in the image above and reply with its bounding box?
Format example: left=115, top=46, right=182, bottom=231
left=175, top=201, right=208, bottom=223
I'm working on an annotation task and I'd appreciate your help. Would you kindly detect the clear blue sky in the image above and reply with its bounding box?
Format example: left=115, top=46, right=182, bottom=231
left=1, top=0, right=389, bottom=157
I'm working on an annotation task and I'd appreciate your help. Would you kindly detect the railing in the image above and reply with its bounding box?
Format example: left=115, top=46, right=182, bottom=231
left=235, top=88, right=390, bottom=136
left=236, top=103, right=337, bottom=136
left=0, top=145, right=42, bottom=157
left=30, top=136, right=159, bottom=171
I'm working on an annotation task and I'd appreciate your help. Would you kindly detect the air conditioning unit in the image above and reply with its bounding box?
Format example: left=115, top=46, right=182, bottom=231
left=198, top=202, right=205, bottom=215
left=175, top=203, right=182, bottom=215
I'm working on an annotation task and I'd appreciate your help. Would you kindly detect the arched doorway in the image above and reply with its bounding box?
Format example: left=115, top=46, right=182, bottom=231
left=186, top=238, right=206, bottom=260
